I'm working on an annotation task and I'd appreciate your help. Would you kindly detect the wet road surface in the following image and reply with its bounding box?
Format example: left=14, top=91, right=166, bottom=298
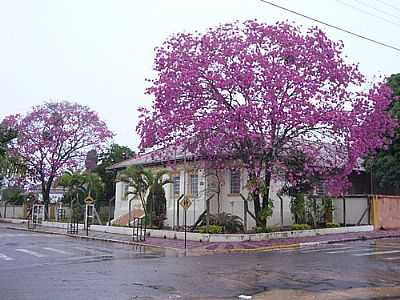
left=1, top=226, right=400, bottom=300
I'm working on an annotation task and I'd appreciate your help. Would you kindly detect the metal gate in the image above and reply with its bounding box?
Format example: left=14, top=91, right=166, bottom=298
left=28, top=204, right=45, bottom=229
left=132, top=217, right=146, bottom=242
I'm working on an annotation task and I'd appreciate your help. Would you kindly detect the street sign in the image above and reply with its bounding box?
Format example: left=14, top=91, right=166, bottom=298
left=84, top=195, right=94, bottom=204
left=180, top=196, right=192, bottom=210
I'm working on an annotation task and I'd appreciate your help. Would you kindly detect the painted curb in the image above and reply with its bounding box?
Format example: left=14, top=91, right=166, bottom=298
left=4, top=222, right=400, bottom=255
left=5, top=226, right=185, bottom=252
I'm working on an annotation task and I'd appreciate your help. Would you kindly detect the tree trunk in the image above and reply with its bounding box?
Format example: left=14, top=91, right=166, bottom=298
left=42, top=177, right=54, bottom=220
left=3, top=201, right=8, bottom=218
left=248, top=171, right=262, bottom=227
left=262, top=169, right=272, bottom=209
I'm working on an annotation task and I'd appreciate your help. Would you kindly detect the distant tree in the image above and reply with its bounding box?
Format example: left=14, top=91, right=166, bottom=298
left=0, top=187, right=25, bottom=218
left=366, top=73, right=400, bottom=194
left=3, top=101, right=113, bottom=217
left=0, top=123, right=21, bottom=187
left=58, top=170, right=104, bottom=220
left=95, top=144, right=135, bottom=205
left=0, top=124, right=17, bottom=158
left=85, top=149, right=98, bottom=172
left=58, top=170, right=104, bottom=205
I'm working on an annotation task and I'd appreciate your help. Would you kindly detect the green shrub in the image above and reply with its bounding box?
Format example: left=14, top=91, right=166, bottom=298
left=198, top=212, right=243, bottom=233
left=325, top=222, right=339, bottom=228
left=256, top=225, right=282, bottom=233
left=255, top=226, right=265, bottom=233
left=198, top=225, right=223, bottom=234
left=291, top=224, right=312, bottom=231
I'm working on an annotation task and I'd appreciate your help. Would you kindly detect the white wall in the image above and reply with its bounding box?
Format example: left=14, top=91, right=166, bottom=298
left=165, top=169, right=205, bottom=228
left=114, top=182, right=129, bottom=219
left=113, top=165, right=294, bottom=230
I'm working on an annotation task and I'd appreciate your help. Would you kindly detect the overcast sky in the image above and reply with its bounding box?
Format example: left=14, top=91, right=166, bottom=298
left=1, top=0, right=399, bottom=150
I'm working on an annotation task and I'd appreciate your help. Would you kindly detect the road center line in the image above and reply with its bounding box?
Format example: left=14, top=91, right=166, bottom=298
left=354, top=250, right=400, bottom=257
left=43, top=247, right=71, bottom=255
left=0, top=252, right=14, bottom=261
left=15, top=249, right=47, bottom=258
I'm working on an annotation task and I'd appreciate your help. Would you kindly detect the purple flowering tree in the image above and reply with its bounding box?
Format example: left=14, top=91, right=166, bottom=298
left=137, top=20, right=395, bottom=224
left=3, top=101, right=113, bottom=214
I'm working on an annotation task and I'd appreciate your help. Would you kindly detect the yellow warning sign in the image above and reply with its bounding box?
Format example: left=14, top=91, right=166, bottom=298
left=180, top=196, right=192, bottom=210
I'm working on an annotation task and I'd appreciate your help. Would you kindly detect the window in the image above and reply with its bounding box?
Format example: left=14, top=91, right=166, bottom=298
left=190, top=174, right=199, bottom=197
left=230, top=170, right=241, bottom=194
left=173, top=176, right=180, bottom=196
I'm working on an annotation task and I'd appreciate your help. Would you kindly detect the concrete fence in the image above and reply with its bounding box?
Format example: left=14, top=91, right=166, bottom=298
left=333, top=195, right=370, bottom=226
left=333, top=194, right=400, bottom=230
left=0, top=204, right=25, bottom=219
left=0, top=203, right=73, bottom=220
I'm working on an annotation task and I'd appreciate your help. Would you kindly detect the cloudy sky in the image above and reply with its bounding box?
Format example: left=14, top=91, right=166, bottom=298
left=1, top=0, right=399, bottom=150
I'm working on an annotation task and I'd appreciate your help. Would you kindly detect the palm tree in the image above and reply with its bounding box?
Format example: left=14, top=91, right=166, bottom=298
left=83, top=172, right=104, bottom=200
left=58, top=170, right=104, bottom=220
left=142, top=169, right=171, bottom=228
left=58, top=170, right=87, bottom=220
left=117, top=166, right=171, bottom=227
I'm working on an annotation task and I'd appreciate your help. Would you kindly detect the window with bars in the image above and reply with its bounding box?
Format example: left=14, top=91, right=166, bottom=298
left=173, top=176, right=180, bottom=196
left=190, top=173, right=199, bottom=197
left=230, top=169, right=241, bottom=194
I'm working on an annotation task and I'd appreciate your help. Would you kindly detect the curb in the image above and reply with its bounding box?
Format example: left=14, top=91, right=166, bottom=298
left=227, top=243, right=301, bottom=253
left=5, top=226, right=185, bottom=253
left=4, top=223, right=400, bottom=255
left=196, top=233, right=400, bottom=254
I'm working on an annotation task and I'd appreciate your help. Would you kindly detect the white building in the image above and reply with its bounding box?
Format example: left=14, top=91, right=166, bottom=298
left=110, top=149, right=295, bottom=230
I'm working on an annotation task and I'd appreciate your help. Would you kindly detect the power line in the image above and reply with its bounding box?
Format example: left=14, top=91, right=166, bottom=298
left=374, top=0, right=400, bottom=13
left=337, top=0, right=400, bottom=28
left=258, top=0, right=400, bottom=53
left=352, top=0, right=400, bottom=21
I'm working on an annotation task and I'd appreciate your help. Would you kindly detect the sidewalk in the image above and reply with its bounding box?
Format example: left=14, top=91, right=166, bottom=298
left=2, top=220, right=400, bottom=256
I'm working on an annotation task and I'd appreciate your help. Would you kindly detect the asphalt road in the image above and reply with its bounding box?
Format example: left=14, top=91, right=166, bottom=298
left=1, top=225, right=400, bottom=300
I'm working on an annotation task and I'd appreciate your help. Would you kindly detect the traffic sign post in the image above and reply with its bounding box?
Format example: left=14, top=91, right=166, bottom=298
left=85, top=204, right=94, bottom=236
left=84, top=195, right=94, bottom=205
left=180, top=196, right=192, bottom=249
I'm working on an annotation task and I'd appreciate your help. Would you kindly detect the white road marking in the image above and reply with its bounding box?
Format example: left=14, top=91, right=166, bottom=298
left=43, top=247, right=71, bottom=255
left=354, top=250, right=400, bottom=257
left=65, top=255, right=113, bottom=261
left=301, top=247, right=353, bottom=253
left=374, top=244, right=400, bottom=249
left=0, top=252, right=14, bottom=261
left=327, top=249, right=373, bottom=254
left=383, top=256, right=400, bottom=261
left=0, top=234, right=30, bottom=237
left=72, top=246, right=112, bottom=254
left=15, top=249, right=47, bottom=258
left=72, top=246, right=99, bottom=253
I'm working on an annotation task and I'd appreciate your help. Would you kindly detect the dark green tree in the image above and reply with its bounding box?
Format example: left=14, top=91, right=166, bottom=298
left=144, top=170, right=170, bottom=228
left=366, top=74, right=400, bottom=195
left=0, top=124, right=19, bottom=186
left=95, top=144, right=135, bottom=205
